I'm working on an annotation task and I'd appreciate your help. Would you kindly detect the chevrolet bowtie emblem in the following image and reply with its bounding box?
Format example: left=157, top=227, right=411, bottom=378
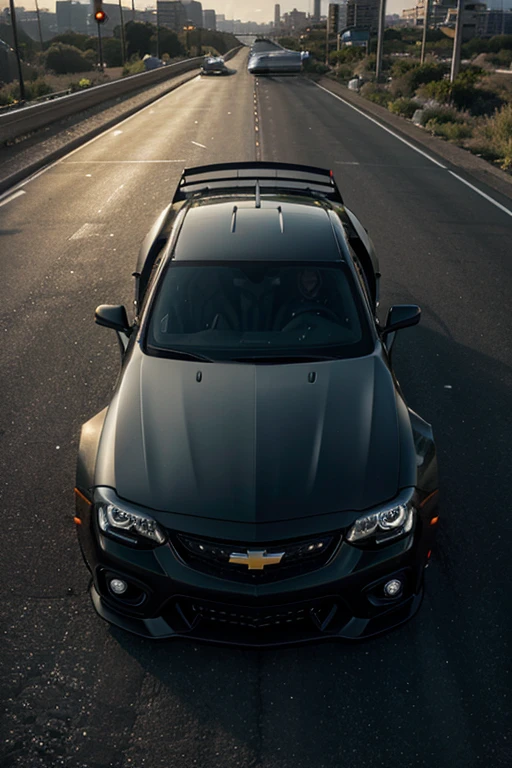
left=229, top=549, right=285, bottom=570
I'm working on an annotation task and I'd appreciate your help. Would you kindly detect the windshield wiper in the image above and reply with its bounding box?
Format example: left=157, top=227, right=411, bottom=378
left=164, top=349, right=215, bottom=363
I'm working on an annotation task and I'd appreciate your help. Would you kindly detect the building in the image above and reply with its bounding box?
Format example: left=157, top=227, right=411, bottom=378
left=401, top=0, right=456, bottom=27
left=313, top=0, right=321, bottom=23
left=202, top=9, right=216, bottom=29
left=56, top=1, right=89, bottom=35
left=335, top=0, right=349, bottom=30
left=346, top=0, right=380, bottom=34
left=17, top=8, right=57, bottom=42
left=157, top=1, right=187, bottom=31
left=274, top=4, right=281, bottom=29
left=282, top=7, right=308, bottom=32
left=441, top=3, right=512, bottom=38
left=182, top=0, right=203, bottom=27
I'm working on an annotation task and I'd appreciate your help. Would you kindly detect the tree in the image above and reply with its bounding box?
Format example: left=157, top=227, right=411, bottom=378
left=103, top=37, right=123, bottom=67
left=49, top=32, right=91, bottom=51
left=45, top=43, right=92, bottom=74
left=150, top=29, right=184, bottom=59
left=125, top=21, right=155, bottom=59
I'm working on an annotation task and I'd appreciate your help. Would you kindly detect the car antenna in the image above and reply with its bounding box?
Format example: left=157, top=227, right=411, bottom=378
left=255, top=180, right=261, bottom=209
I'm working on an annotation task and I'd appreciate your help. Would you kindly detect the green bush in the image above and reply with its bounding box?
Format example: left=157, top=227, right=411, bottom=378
left=388, top=97, right=421, bottom=118
left=360, top=81, right=389, bottom=107
left=25, top=78, right=54, bottom=99
left=302, top=58, right=329, bottom=75
left=420, top=105, right=462, bottom=126
left=390, top=58, right=420, bottom=78
left=69, top=78, right=92, bottom=92
left=481, top=102, right=512, bottom=168
left=335, top=64, right=356, bottom=81
left=45, top=43, right=93, bottom=74
left=425, top=120, right=473, bottom=141
left=122, top=57, right=145, bottom=76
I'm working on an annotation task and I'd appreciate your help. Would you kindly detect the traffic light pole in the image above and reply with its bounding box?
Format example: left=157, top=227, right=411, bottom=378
left=97, top=22, right=104, bottom=73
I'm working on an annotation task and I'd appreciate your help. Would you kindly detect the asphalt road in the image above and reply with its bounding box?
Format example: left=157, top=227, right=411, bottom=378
left=1, top=49, right=511, bottom=768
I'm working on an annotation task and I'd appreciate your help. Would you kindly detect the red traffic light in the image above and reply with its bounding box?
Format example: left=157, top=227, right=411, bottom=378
left=94, top=10, right=107, bottom=23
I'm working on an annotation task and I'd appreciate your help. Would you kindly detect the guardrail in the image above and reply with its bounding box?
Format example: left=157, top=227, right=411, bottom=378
left=0, top=46, right=241, bottom=144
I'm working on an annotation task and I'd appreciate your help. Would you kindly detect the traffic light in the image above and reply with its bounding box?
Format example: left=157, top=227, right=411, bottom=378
left=93, top=0, right=107, bottom=24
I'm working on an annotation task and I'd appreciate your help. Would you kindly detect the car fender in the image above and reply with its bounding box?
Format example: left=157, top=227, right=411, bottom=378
left=76, top=407, right=108, bottom=496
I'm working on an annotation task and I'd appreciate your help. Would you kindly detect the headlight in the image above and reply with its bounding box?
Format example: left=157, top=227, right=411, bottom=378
left=97, top=503, right=166, bottom=546
left=346, top=502, right=415, bottom=544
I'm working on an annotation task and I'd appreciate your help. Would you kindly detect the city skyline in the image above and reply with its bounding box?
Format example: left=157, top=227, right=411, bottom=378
left=0, top=0, right=410, bottom=24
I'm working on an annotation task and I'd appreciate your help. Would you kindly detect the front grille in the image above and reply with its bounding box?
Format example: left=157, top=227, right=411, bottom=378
left=172, top=532, right=339, bottom=582
left=169, top=596, right=345, bottom=644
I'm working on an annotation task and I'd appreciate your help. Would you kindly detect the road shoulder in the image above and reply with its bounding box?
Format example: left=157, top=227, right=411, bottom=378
left=316, top=75, right=512, bottom=204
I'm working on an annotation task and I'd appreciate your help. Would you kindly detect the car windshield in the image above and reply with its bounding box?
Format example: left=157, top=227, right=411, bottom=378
left=144, top=261, right=373, bottom=361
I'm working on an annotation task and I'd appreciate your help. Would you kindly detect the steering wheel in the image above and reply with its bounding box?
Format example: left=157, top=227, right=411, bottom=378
left=281, top=304, right=340, bottom=331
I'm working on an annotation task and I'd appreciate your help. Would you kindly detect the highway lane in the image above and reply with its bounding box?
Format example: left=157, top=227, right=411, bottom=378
left=0, top=52, right=511, bottom=768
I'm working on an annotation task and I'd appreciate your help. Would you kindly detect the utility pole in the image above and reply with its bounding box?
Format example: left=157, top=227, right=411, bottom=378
left=420, top=0, right=430, bottom=65
left=131, top=0, right=135, bottom=22
left=8, top=0, right=25, bottom=101
left=156, top=3, right=160, bottom=58
left=118, top=0, right=126, bottom=64
left=34, top=0, right=44, bottom=51
left=375, top=0, right=386, bottom=82
left=450, top=0, right=464, bottom=82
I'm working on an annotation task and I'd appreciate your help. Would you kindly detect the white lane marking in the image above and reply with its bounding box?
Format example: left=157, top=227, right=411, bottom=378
left=69, top=223, right=102, bottom=240
left=0, top=72, right=200, bottom=200
left=112, top=130, right=123, bottom=136
left=191, top=141, right=207, bottom=148
left=313, top=82, right=447, bottom=169
left=315, top=81, right=512, bottom=217
left=62, top=159, right=186, bottom=164
left=448, top=170, right=512, bottom=218
left=0, top=190, right=26, bottom=208
left=335, top=161, right=360, bottom=165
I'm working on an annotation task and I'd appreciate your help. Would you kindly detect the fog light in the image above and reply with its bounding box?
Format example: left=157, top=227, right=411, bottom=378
left=110, top=578, right=128, bottom=595
left=384, top=579, right=403, bottom=597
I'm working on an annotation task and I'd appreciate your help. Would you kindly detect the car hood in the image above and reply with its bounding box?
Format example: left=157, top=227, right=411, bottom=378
left=98, top=349, right=401, bottom=522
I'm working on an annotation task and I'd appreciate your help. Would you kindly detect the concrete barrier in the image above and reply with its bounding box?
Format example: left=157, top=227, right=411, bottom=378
left=0, top=47, right=242, bottom=144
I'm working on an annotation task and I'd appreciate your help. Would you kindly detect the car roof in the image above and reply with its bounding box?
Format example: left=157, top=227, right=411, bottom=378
left=171, top=198, right=343, bottom=262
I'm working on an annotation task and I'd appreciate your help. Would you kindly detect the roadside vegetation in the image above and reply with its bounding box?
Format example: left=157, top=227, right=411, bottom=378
left=0, top=22, right=239, bottom=106
left=296, top=27, right=512, bottom=171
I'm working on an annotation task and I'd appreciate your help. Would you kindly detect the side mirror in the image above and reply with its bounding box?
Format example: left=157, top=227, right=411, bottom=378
left=95, top=304, right=131, bottom=333
left=382, top=304, right=421, bottom=337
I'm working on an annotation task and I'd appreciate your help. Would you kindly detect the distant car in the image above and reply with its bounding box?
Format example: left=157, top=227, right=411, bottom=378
left=201, top=55, right=228, bottom=75
left=75, top=162, right=439, bottom=645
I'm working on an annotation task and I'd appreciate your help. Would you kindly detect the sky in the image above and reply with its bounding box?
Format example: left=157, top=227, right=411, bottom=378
left=2, top=1, right=409, bottom=23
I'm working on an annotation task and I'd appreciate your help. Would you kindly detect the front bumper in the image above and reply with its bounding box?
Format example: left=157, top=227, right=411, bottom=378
left=77, top=493, right=437, bottom=645
left=91, top=582, right=424, bottom=644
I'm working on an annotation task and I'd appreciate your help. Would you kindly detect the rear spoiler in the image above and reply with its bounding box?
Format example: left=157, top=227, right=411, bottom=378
left=173, top=162, right=344, bottom=204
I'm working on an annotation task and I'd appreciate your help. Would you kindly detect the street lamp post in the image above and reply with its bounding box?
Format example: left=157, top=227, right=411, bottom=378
left=34, top=0, right=44, bottom=51
left=450, top=0, right=464, bottom=82
left=375, top=0, right=386, bottom=82
left=420, top=0, right=431, bottom=65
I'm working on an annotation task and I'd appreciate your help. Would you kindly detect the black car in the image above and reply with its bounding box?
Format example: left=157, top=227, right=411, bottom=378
left=75, top=162, right=439, bottom=645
